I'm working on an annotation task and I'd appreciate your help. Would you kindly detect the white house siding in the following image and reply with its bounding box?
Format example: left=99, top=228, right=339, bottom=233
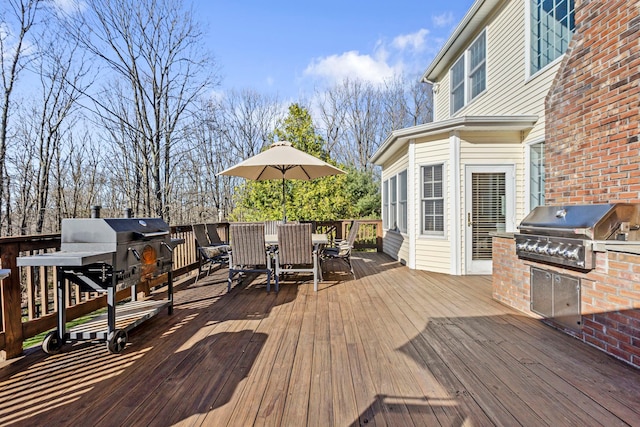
left=381, top=148, right=410, bottom=264
left=412, top=136, right=452, bottom=273
left=374, top=0, right=569, bottom=275
left=433, top=78, right=450, bottom=122
left=432, top=0, right=561, bottom=144
left=430, top=0, right=562, bottom=232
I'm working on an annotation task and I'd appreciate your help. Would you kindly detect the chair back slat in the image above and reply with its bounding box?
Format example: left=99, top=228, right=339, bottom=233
left=231, top=223, right=267, bottom=266
left=192, top=224, right=210, bottom=247
left=346, top=221, right=361, bottom=247
left=205, top=223, right=225, bottom=244
left=277, top=223, right=313, bottom=265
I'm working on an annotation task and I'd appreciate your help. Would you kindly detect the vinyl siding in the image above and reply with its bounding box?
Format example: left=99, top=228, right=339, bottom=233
left=413, top=137, right=452, bottom=273
left=433, top=0, right=562, bottom=144
left=377, top=0, right=568, bottom=275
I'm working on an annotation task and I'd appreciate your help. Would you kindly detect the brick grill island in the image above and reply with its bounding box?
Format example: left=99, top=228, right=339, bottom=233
left=492, top=0, right=640, bottom=369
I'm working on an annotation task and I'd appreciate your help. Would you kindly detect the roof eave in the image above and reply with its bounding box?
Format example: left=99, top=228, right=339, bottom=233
left=421, top=0, right=503, bottom=83
left=370, top=115, right=538, bottom=165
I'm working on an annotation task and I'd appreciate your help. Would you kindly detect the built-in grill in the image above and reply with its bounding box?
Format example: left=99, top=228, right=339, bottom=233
left=17, top=207, right=180, bottom=354
left=516, top=203, right=640, bottom=332
left=515, top=203, right=640, bottom=270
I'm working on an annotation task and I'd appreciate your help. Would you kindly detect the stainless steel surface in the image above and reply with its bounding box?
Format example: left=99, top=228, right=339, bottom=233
left=516, top=203, right=640, bottom=270
left=518, top=203, right=640, bottom=240
left=516, top=234, right=591, bottom=269
left=17, top=251, right=114, bottom=267
left=531, top=267, right=581, bottom=332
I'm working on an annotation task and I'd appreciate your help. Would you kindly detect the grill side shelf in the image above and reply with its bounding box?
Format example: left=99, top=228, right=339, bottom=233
left=17, top=251, right=115, bottom=267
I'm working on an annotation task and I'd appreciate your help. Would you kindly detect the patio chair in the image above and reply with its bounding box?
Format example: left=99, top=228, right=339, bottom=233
left=275, top=223, right=321, bottom=291
left=228, top=223, right=278, bottom=292
left=192, top=223, right=230, bottom=282
left=320, top=220, right=360, bottom=278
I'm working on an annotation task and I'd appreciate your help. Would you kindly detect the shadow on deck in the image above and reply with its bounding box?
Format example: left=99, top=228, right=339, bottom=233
left=1, top=252, right=639, bottom=426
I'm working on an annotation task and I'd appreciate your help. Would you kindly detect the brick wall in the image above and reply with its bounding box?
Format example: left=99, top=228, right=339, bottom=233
left=493, top=236, right=640, bottom=368
left=545, top=0, right=640, bottom=205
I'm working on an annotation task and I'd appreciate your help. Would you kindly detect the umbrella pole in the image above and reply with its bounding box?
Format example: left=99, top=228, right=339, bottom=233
left=282, top=177, right=286, bottom=223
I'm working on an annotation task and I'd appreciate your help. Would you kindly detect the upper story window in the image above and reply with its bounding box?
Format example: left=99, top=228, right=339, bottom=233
left=450, top=31, right=486, bottom=115
left=530, top=0, right=575, bottom=75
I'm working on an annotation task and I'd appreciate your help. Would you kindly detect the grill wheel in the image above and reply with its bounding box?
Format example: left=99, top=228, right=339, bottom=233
left=107, top=329, right=128, bottom=354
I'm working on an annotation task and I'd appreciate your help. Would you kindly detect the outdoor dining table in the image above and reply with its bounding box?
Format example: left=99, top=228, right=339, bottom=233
left=264, top=233, right=329, bottom=247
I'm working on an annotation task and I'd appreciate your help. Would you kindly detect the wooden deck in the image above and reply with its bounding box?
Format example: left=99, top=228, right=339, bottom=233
left=1, top=252, right=639, bottom=426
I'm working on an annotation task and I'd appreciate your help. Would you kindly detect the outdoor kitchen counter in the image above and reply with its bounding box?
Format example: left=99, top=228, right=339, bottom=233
left=592, top=242, right=640, bottom=255
left=491, top=232, right=515, bottom=239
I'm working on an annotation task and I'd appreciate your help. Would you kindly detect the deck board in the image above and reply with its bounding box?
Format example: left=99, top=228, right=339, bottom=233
left=1, top=252, right=640, bottom=427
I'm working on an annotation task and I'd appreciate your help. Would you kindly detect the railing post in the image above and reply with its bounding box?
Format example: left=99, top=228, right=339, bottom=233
left=376, top=220, right=383, bottom=252
left=1, top=242, right=24, bottom=360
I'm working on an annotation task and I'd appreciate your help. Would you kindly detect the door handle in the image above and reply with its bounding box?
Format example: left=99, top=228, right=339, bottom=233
left=467, top=212, right=472, bottom=227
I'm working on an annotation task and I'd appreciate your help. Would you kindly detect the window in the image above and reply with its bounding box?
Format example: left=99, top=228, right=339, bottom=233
left=383, top=171, right=408, bottom=232
left=382, top=179, right=389, bottom=229
left=398, top=171, right=407, bottom=233
left=469, top=31, right=486, bottom=99
left=451, top=57, right=465, bottom=114
left=530, top=142, right=545, bottom=208
left=530, top=0, right=575, bottom=75
left=421, top=164, right=444, bottom=235
left=451, top=31, right=486, bottom=114
left=390, top=176, right=397, bottom=230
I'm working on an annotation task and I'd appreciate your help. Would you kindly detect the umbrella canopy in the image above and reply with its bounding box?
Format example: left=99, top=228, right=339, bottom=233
left=218, top=141, right=345, bottom=221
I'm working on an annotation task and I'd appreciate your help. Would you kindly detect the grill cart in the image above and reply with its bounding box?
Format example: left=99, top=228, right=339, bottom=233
left=17, top=212, right=182, bottom=354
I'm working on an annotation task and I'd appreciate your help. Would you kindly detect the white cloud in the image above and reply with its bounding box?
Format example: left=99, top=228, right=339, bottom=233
left=302, top=24, right=452, bottom=93
left=392, top=28, right=430, bottom=52
left=432, top=12, right=455, bottom=28
left=303, top=50, right=399, bottom=86
left=52, top=0, right=86, bottom=14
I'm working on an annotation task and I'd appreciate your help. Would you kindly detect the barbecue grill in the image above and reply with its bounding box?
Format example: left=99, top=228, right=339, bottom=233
left=17, top=209, right=180, bottom=354
left=515, top=203, right=640, bottom=331
left=515, top=203, right=640, bottom=270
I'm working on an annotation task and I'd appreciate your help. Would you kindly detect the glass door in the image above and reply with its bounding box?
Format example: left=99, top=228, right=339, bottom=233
left=465, top=165, right=515, bottom=274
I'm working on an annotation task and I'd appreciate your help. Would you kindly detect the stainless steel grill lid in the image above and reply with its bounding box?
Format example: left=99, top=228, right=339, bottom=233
left=61, top=217, right=170, bottom=244
left=517, top=203, right=640, bottom=240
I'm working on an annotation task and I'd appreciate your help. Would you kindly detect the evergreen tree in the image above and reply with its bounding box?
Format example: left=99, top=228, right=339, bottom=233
left=230, top=104, right=379, bottom=222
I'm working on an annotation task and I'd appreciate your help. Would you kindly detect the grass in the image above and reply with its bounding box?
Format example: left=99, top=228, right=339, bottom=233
left=23, top=307, right=108, bottom=349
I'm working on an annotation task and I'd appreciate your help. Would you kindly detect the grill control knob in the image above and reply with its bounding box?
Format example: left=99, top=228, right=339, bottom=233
left=516, top=240, right=529, bottom=251
left=537, top=242, right=550, bottom=254
left=559, top=244, right=573, bottom=258
left=548, top=243, right=561, bottom=256
left=566, top=246, right=581, bottom=260
left=526, top=241, right=539, bottom=252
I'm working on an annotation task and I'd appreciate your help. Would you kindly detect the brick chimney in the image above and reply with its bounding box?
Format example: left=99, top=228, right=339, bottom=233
left=545, top=0, right=640, bottom=205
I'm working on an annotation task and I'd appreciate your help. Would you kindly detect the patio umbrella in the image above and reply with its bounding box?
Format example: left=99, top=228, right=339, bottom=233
left=218, top=141, right=345, bottom=222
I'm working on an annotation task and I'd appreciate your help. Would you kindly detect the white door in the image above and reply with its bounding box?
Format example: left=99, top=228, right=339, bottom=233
left=464, top=165, right=515, bottom=274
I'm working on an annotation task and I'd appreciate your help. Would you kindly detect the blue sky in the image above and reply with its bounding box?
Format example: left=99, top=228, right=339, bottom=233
left=195, top=0, right=476, bottom=100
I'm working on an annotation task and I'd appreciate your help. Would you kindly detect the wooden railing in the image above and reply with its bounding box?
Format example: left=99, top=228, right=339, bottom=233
left=0, top=219, right=381, bottom=360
